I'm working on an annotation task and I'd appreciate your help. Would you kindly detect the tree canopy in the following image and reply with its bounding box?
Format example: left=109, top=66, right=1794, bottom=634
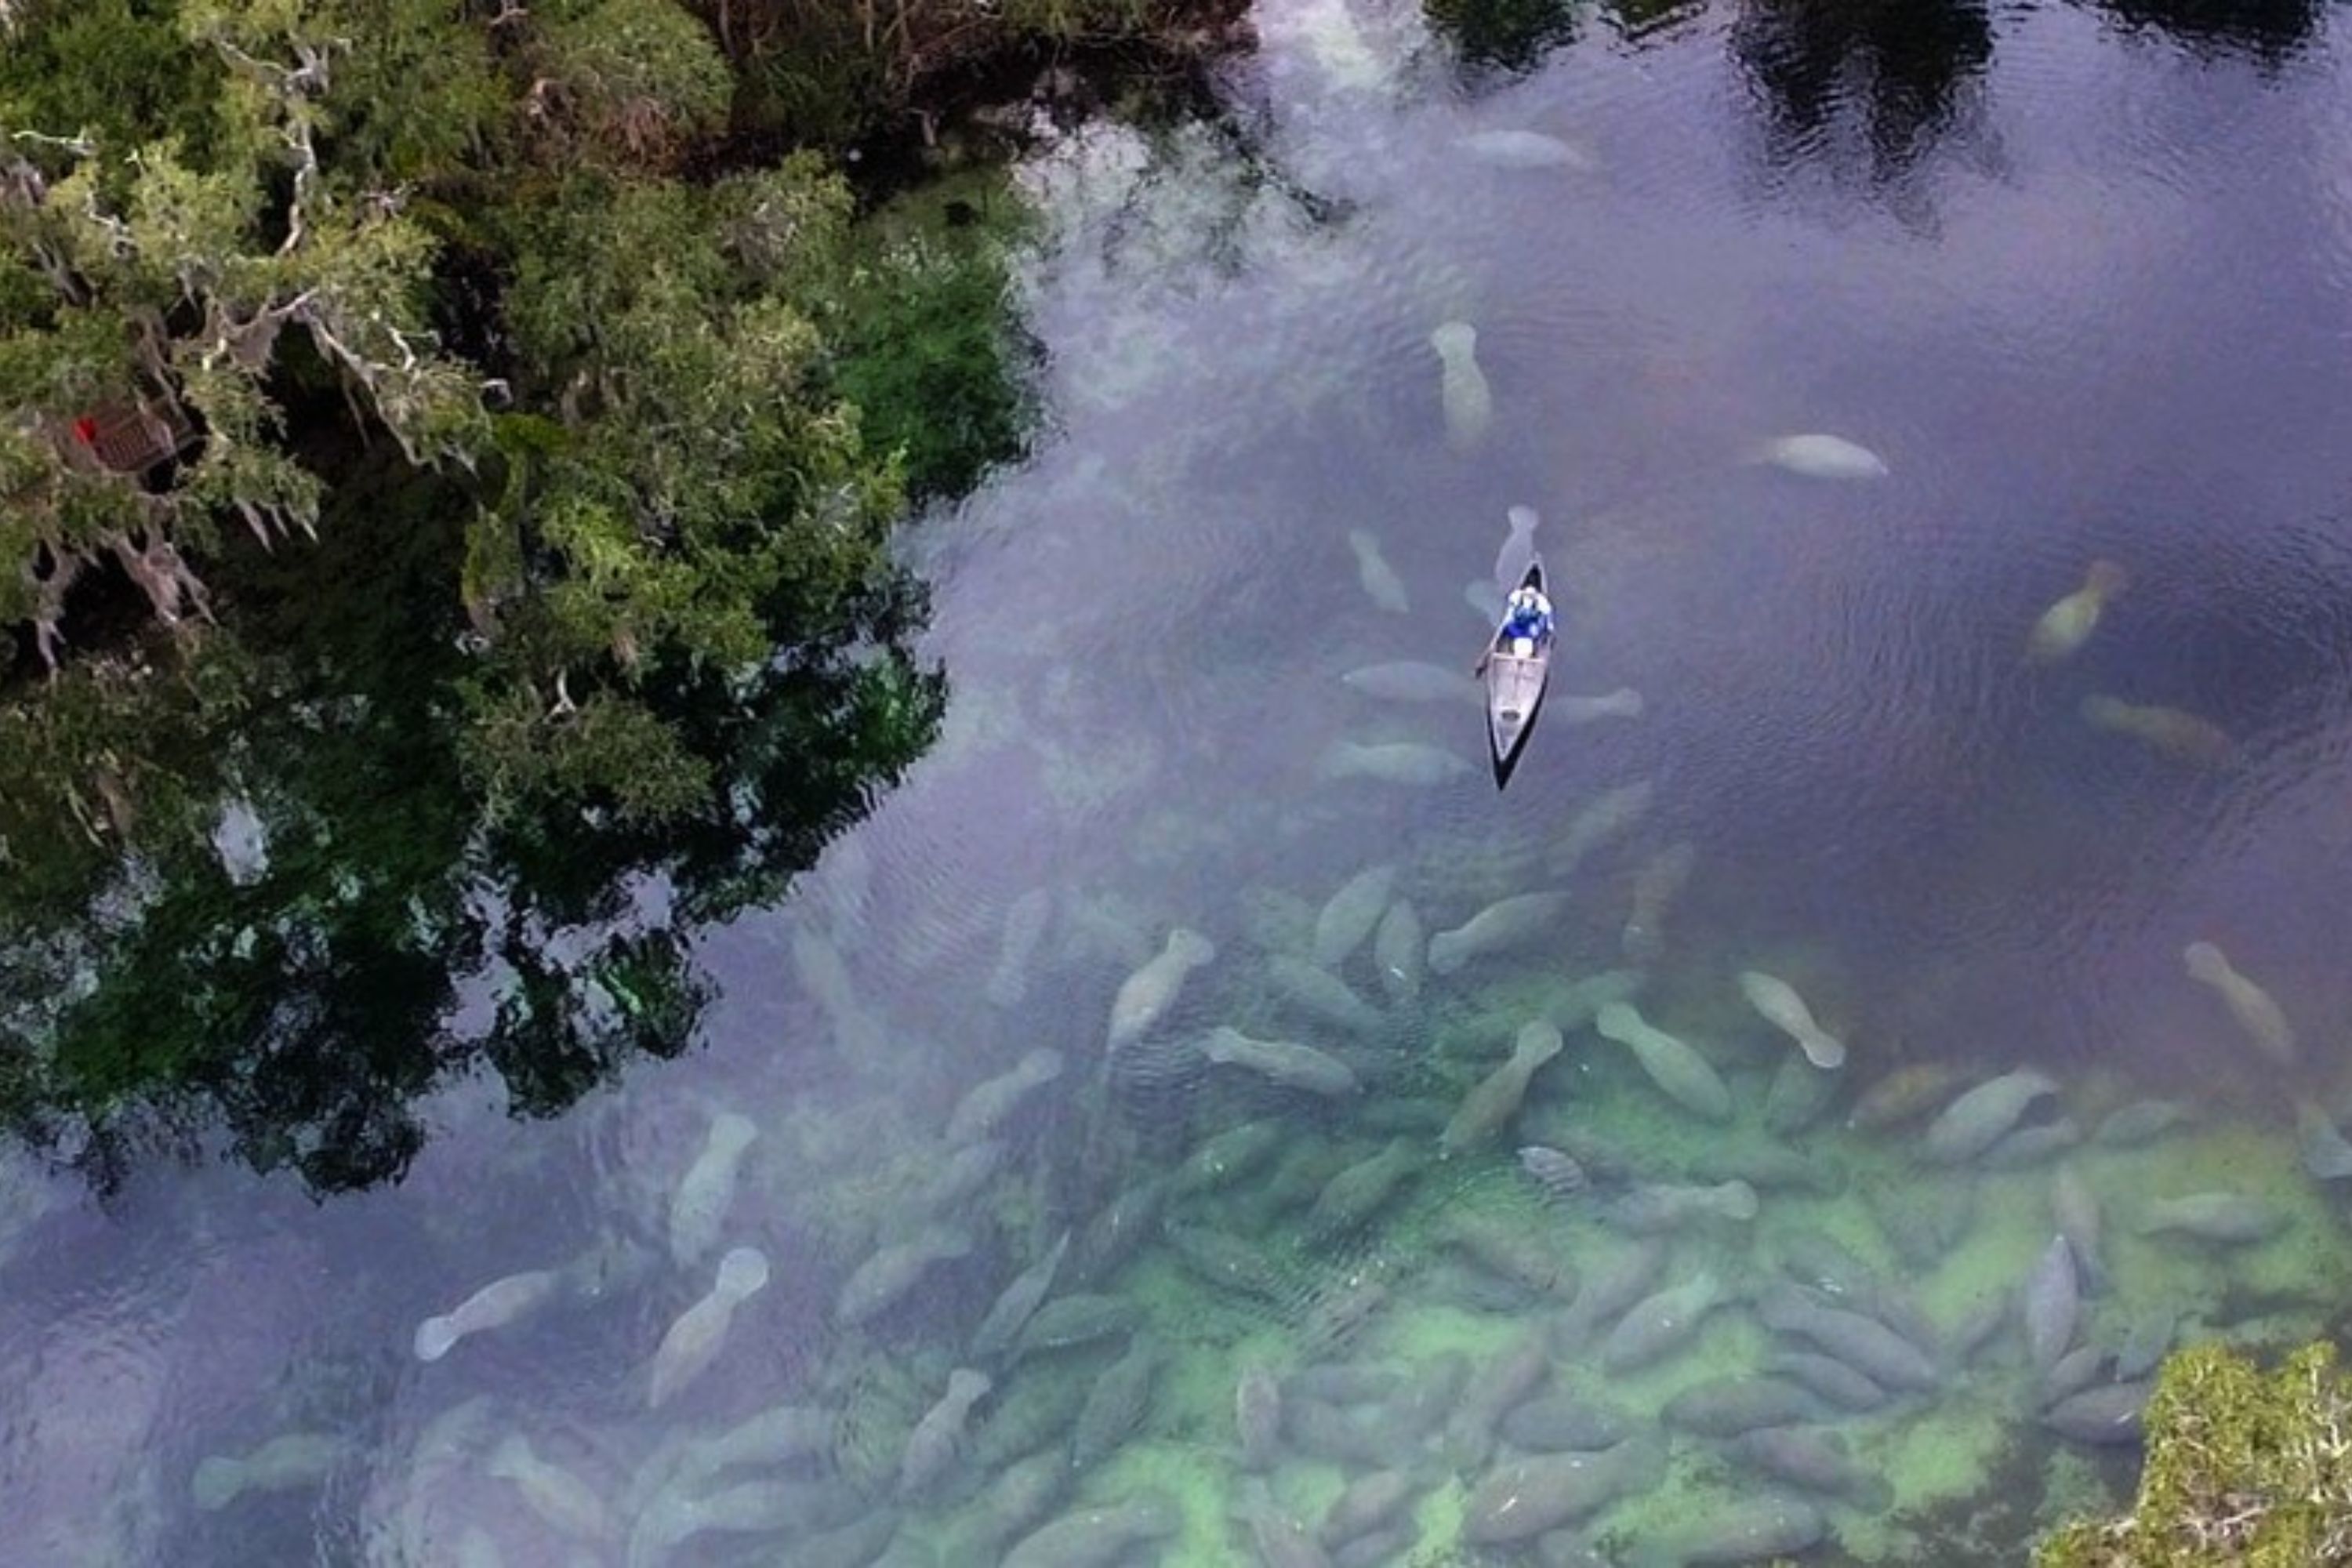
left=0, top=0, right=1059, bottom=1189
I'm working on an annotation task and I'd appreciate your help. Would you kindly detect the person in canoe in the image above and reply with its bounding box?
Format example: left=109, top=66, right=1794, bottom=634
left=1476, top=583, right=1555, bottom=675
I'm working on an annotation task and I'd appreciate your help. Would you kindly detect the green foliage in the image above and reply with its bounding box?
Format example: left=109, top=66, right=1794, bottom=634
left=532, top=0, right=735, bottom=167
left=0, top=0, right=1029, bottom=1190
left=2037, top=1342, right=2352, bottom=1566
left=829, top=186, right=1036, bottom=499
left=0, top=0, right=221, bottom=170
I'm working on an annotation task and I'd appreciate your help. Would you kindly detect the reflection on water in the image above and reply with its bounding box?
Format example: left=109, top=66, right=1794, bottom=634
left=13, top=0, right=2352, bottom=1563
left=1730, top=0, right=1993, bottom=190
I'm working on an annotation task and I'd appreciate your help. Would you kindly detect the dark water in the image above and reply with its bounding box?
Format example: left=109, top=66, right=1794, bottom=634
left=9, top=0, right=2352, bottom=1563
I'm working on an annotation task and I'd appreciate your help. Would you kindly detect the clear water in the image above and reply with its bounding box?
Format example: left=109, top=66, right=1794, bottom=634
left=9, top=0, right=2352, bottom=1563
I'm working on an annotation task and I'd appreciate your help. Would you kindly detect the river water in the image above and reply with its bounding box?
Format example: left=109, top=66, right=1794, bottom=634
left=9, top=0, right=2352, bottom=1563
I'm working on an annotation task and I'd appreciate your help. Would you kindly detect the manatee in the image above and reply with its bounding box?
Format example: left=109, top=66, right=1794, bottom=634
left=2082, top=695, right=2234, bottom=767
left=1618, top=841, right=1693, bottom=964
left=1943, top=1294, right=2012, bottom=1368
left=1600, top=1270, right=1722, bottom=1374
left=1287, top=1396, right=1411, bottom=1468
left=1922, top=1069, right=2060, bottom=1164
left=668, top=1111, right=759, bottom=1269
left=1663, top=1377, right=1824, bottom=1437
left=1269, top=955, right=1388, bottom=1032
left=1000, top=1492, right=1181, bottom=1568
left=1317, top=739, right=1473, bottom=786
left=918, top=1137, right=1009, bottom=1217
left=1430, top=321, right=1494, bottom=452
left=1441, top=1021, right=1565, bottom=1156
left=1595, top=1002, right=1731, bottom=1122
left=486, top=1434, right=611, bottom=1543
left=985, top=887, right=1055, bottom=1008
left=1070, top=1173, right=1169, bottom=1287
left=1461, top=1436, right=1668, bottom=1544
left=1201, top=1026, right=1361, bottom=1098
left=1846, top=1062, right=1967, bottom=1130
left=1287, top=1363, right=1402, bottom=1405
left=2020, top=1233, right=2080, bottom=1377
left=1342, top=661, right=1477, bottom=705
left=836, top=1229, right=971, bottom=1328
left=2040, top=1345, right=2112, bottom=1409
left=1456, top=129, right=1598, bottom=170
left=1736, top=970, right=1845, bottom=1069
left=1762, top=1047, right=1839, bottom=1135
left=1548, top=782, right=1655, bottom=877
left=1517, top=1144, right=1590, bottom=1202
left=2053, top=1163, right=2107, bottom=1292
left=2092, top=1098, right=2190, bottom=1146
left=629, top=1476, right=865, bottom=1563
left=1428, top=892, right=1570, bottom=975
left=1777, top=1229, right=1889, bottom=1305
left=1372, top=898, right=1424, bottom=1003
left=1500, top=1392, right=1635, bottom=1453
left=1865, top=1175, right=1980, bottom=1270
left=2136, top=1192, right=2285, bottom=1244
left=1308, top=1288, right=1396, bottom=1373
left=1105, top=927, right=1215, bottom=1053
left=1013, top=1294, right=1140, bottom=1358
left=1445, top=1324, right=1552, bottom=1469
left=1545, top=968, right=1645, bottom=1033
left=1756, top=1286, right=1940, bottom=1392
left=1980, top=1117, right=2082, bottom=1170
left=2296, top=1100, right=2352, bottom=1181
left=790, top=920, right=888, bottom=1058
left=412, top=1268, right=562, bottom=1363
left=1348, top=528, right=1410, bottom=614
left=191, top=1432, right=344, bottom=1512
left=945, top=1048, right=1065, bottom=1144
left=898, top=1367, right=992, bottom=1499
left=1552, top=688, right=1643, bottom=725
left=673, top=1401, right=840, bottom=1490
left=1070, top=1338, right=1163, bottom=1472
left=1744, top=432, right=1888, bottom=479
left=1726, top=1428, right=1893, bottom=1511
left=948, top=1448, right=1071, bottom=1560
left=1690, top=1140, right=1839, bottom=1195
left=1553, top=1237, right=1669, bottom=1352
left=2115, top=1308, right=2179, bottom=1381
left=1163, top=1224, right=1288, bottom=1302
left=1384, top=1351, right=1472, bottom=1443
left=651, top=1246, right=770, bottom=1409
left=1236, top=1479, right=1331, bottom=1568
left=1320, top=1468, right=1429, bottom=1549
left=1308, top=1139, right=1421, bottom=1239
left=1437, top=1208, right=1578, bottom=1301
left=1763, top=1352, right=1888, bottom=1412
left=2026, top=560, right=2129, bottom=664
left=1174, top=1120, right=1285, bottom=1196
left=1632, top=1494, right=1826, bottom=1566
left=1497, top=504, right=1541, bottom=587
left=970, top=1229, right=1071, bottom=1359
left=1335, top=1524, right=1416, bottom=1568
left=1237, top=1363, right=1283, bottom=1472
left=1603, top=1180, right=1758, bottom=1235
left=2042, top=1381, right=2152, bottom=1446
left=1313, top=863, right=1399, bottom=969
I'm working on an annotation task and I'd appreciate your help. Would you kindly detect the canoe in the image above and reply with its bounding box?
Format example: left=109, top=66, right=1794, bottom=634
left=1484, top=559, right=1553, bottom=789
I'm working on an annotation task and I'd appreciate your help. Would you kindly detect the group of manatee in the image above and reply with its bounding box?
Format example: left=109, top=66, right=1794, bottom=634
left=170, top=110, right=2335, bottom=1568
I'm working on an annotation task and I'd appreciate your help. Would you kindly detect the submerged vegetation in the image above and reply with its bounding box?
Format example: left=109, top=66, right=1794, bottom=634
left=0, top=0, right=1231, bottom=1189
left=2039, top=1342, right=2352, bottom=1566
